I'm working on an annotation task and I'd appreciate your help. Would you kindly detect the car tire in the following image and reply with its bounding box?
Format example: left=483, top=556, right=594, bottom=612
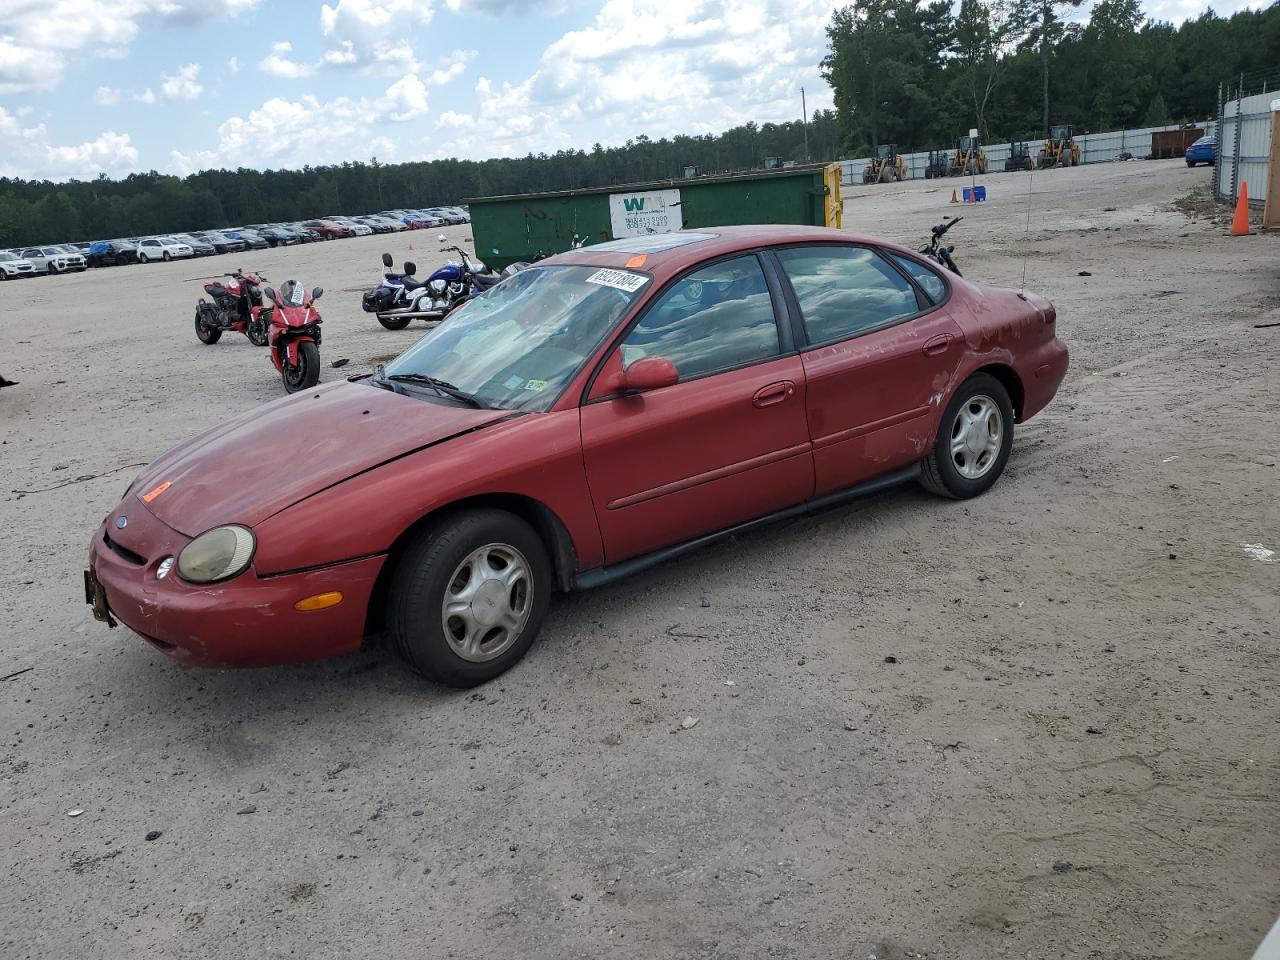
left=386, top=509, right=552, bottom=687
left=163, top=251, right=172, bottom=262
left=920, top=373, right=1014, bottom=500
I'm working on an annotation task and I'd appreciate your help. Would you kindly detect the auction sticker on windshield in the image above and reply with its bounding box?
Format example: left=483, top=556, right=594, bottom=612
left=585, top=269, right=648, bottom=293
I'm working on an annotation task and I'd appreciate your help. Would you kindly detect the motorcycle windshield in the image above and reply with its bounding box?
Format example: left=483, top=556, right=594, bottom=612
left=382, top=265, right=646, bottom=413
left=278, top=279, right=306, bottom=306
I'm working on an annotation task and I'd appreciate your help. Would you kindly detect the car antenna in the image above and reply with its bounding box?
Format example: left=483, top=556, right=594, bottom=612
left=1018, top=160, right=1036, bottom=299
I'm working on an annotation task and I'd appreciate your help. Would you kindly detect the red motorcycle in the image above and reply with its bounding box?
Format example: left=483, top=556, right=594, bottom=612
left=195, top=269, right=271, bottom=346
left=262, top=279, right=324, bottom=393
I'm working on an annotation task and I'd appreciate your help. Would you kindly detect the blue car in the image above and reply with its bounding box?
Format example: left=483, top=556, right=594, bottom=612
left=1186, top=135, right=1216, bottom=167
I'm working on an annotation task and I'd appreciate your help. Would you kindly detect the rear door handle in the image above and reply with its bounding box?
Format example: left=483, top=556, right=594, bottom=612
left=752, top=381, right=795, bottom=408
left=923, top=334, right=954, bottom=356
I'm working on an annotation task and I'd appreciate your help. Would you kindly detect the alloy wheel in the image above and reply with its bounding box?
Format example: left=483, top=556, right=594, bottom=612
left=439, top=543, right=533, bottom=662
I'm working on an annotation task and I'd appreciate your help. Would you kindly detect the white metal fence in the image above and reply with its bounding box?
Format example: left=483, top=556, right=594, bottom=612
left=838, top=122, right=1216, bottom=185
left=1215, top=89, right=1275, bottom=205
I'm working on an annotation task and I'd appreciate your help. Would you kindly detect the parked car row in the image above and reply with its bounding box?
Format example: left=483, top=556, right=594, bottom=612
left=0, top=205, right=471, bottom=279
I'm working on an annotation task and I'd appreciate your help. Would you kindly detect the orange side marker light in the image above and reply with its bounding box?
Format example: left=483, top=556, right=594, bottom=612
left=294, top=592, right=344, bottom=612
left=625, top=255, right=647, bottom=268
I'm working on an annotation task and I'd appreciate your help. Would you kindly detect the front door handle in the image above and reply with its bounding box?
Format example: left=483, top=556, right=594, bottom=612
left=752, top=381, right=796, bottom=408
left=923, top=334, right=954, bottom=356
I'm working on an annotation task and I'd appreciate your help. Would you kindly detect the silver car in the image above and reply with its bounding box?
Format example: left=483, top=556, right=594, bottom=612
left=19, top=245, right=88, bottom=274
left=0, top=250, right=37, bottom=280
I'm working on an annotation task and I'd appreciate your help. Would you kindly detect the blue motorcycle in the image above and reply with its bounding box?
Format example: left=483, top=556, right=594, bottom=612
left=362, top=240, right=530, bottom=331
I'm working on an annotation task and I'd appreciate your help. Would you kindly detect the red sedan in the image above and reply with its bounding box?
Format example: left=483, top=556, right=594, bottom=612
left=85, top=226, right=1067, bottom=686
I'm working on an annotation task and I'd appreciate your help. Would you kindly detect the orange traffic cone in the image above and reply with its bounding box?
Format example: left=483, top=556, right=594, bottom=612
left=1231, top=181, right=1251, bottom=235
left=950, top=189, right=959, bottom=204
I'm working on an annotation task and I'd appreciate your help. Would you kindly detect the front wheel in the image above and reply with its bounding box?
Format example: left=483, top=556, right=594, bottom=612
left=163, top=251, right=172, bottom=262
left=386, top=509, right=552, bottom=687
left=195, top=311, right=222, bottom=344
left=378, top=314, right=412, bottom=330
left=247, top=317, right=270, bottom=347
left=920, top=373, right=1013, bottom=499
left=281, top=340, right=320, bottom=393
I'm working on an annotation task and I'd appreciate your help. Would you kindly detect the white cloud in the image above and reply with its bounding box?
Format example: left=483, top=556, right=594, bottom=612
left=160, top=63, right=203, bottom=100
left=94, top=86, right=122, bottom=106
left=260, top=42, right=317, bottom=78
left=228, top=55, right=240, bottom=73
left=426, top=0, right=834, bottom=161
left=318, top=0, right=434, bottom=73
left=0, top=107, right=139, bottom=180
left=170, top=73, right=433, bottom=174
left=0, top=1, right=259, bottom=95
left=426, top=49, right=476, bottom=86
left=133, top=88, right=156, bottom=104
left=442, top=0, right=566, bottom=12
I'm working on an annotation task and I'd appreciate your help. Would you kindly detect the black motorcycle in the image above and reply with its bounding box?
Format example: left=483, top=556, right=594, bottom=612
left=921, top=217, right=962, bottom=276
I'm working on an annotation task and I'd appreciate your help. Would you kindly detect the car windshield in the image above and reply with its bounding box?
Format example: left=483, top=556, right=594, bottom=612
left=0, top=252, right=16, bottom=261
left=381, top=264, right=646, bottom=412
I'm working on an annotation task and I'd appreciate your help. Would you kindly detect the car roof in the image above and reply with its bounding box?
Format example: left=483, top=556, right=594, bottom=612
left=546, top=225, right=892, bottom=278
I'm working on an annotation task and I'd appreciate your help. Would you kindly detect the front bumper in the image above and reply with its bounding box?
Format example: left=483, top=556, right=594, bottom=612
left=87, top=504, right=385, bottom=668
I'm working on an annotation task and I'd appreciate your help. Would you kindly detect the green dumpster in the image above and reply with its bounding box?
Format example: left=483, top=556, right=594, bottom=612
left=467, top=163, right=843, bottom=270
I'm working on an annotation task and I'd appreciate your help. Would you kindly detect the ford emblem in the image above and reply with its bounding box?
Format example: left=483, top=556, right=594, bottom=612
left=115, top=516, right=128, bottom=530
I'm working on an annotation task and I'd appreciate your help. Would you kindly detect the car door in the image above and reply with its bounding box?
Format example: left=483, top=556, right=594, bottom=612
left=580, top=253, right=814, bottom=565
left=21, top=248, right=45, bottom=270
left=773, top=245, right=966, bottom=495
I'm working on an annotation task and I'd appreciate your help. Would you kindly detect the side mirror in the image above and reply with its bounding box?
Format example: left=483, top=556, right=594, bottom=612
left=311, top=287, right=323, bottom=301
left=381, top=252, right=393, bottom=268
left=403, top=261, right=417, bottom=276
left=623, top=356, right=679, bottom=393
left=262, top=287, right=277, bottom=303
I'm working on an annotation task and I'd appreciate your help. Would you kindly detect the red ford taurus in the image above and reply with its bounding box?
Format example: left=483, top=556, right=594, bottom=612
left=86, top=226, right=1067, bottom=686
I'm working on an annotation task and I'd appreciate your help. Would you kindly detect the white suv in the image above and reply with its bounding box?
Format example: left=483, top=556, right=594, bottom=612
left=136, top=237, right=195, bottom=263
left=0, top=250, right=37, bottom=280
left=19, top=245, right=88, bottom=274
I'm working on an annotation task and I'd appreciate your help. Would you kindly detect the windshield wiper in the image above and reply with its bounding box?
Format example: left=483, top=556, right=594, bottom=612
left=369, top=363, right=404, bottom=394
left=385, top=373, right=485, bottom=408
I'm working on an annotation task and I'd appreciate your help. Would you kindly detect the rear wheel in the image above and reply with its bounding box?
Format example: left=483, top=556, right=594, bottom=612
left=378, top=314, right=412, bottom=330
left=920, top=373, right=1014, bottom=499
left=195, top=311, right=222, bottom=344
left=281, top=340, right=320, bottom=392
left=386, top=509, right=551, bottom=687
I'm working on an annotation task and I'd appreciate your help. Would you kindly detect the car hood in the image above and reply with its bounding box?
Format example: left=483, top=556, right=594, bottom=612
left=132, top=380, right=512, bottom=537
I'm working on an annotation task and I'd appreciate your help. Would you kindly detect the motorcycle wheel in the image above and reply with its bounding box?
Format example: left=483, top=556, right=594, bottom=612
left=378, top=315, right=412, bottom=330
left=282, top=341, right=320, bottom=393
left=195, top=311, right=222, bottom=345
left=248, top=319, right=270, bottom=347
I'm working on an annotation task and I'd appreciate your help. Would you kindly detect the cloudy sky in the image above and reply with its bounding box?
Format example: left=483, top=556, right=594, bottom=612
left=0, top=0, right=1261, bottom=181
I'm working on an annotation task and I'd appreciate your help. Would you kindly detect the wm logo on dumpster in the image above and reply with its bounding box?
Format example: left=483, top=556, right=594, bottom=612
left=623, top=197, right=646, bottom=211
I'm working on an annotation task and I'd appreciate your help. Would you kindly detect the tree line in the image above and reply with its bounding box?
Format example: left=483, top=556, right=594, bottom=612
left=1, top=0, right=1274, bottom=248
left=0, top=118, right=838, bottom=248
left=824, top=0, right=1279, bottom=155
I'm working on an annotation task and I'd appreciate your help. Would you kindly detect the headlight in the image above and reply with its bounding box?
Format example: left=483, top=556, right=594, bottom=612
left=177, top=525, right=255, bottom=583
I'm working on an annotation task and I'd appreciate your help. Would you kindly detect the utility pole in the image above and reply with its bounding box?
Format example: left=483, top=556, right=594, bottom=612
left=801, top=87, right=810, bottom=162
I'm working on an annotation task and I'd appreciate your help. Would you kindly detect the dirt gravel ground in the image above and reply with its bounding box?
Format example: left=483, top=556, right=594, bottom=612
left=2, top=160, right=1278, bottom=960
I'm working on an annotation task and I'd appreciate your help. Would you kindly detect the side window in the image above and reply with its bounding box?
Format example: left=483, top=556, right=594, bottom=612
left=620, top=255, right=780, bottom=379
left=888, top=252, right=947, bottom=303
left=22, top=249, right=39, bottom=258
left=777, top=246, right=921, bottom=345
